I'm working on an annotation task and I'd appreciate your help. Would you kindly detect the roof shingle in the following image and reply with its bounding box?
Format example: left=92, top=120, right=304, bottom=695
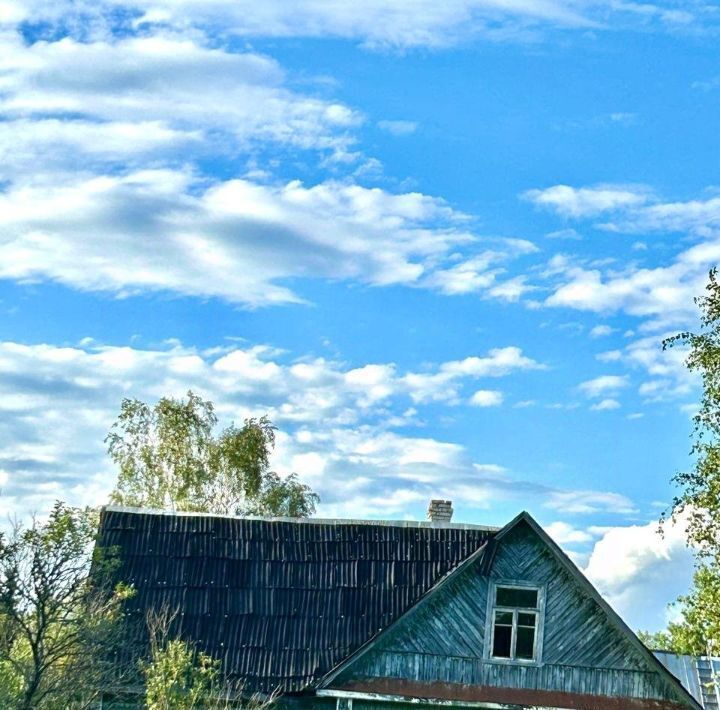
left=98, top=507, right=495, bottom=694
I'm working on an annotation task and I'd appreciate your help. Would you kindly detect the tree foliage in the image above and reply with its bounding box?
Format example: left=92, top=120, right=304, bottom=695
left=143, top=638, right=221, bottom=710
left=659, top=268, right=720, bottom=656
left=142, top=608, right=275, bottom=709
left=663, top=268, right=720, bottom=557
left=0, top=502, right=133, bottom=709
left=107, top=391, right=319, bottom=517
left=640, top=564, right=720, bottom=655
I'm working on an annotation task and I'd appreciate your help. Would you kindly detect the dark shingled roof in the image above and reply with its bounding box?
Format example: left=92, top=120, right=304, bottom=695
left=98, top=507, right=496, bottom=695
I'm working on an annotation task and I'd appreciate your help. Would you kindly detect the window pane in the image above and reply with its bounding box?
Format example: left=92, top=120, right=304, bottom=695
left=518, top=612, right=536, bottom=628
left=494, top=610, right=513, bottom=626
left=492, top=623, right=512, bottom=658
left=516, top=625, right=536, bottom=660
left=496, top=586, right=538, bottom=608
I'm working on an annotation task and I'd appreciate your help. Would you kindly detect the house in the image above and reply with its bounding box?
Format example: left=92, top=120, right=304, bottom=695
left=97, top=501, right=706, bottom=709
left=654, top=653, right=720, bottom=709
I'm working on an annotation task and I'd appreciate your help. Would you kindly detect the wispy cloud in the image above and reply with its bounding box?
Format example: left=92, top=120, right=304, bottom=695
left=589, top=324, right=615, bottom=338
left=524, top=184, right=651, bottom=218
left=425, top=239, right=538, bottom=297
left=579, top=374, right=629, bottom=397
left=378, top=119, right=418, bottom=135
left=0, top=33, right=360, bottom=172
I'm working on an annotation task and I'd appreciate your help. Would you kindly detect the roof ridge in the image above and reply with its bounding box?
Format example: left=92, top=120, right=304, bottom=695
left=102, top=504, right=501, bottom=531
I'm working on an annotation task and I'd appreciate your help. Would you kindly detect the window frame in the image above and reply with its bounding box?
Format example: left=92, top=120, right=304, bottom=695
left=484, top=580, right=545, bottom=666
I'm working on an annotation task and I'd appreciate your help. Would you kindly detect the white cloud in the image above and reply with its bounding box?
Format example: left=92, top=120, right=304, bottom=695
left=544, top=252, right=713, bottom=329
left=545, top=228, right=582, bottom=240
left=403, top=347, right=544, bottom=403
left=0, top=33, right=360, bottom=171
left=592, top=334, right=697, bottom=404
left=8, top=0, right=713, bottom=51
left=469, top=389, right=504, bottom=407
left=545, top=520, right=594, bottom=544
left=125, top=0, right=598, bottom=49
left=488, top=275, right=536, bottom=301
left=599, top=194, right=720, bottom=238
left=545, top=490, right=637, bottom=514
left=531, top=182, right=720, bottom=239
left=608, top=111, right=638, bottom=124
left=535, top=185, right=720, bottom=331
left=0, top=170, right=496, bottom=306
left=377, top=119, right=418, bottom=135
left=0, top=32, right=545, bottom=309
left=0, top=119, right=201, bottom=178
left=524, top=184, right=650, bottom=218
left=424, top=239, right=538, bottom=297
left=596, top=349, right=622, bottom=362
left=589, top=324, right=615, bottom=338
left=583, top=514, right=695, bottom=630
left=0, top=338, right=630, bottom=524
left=578, top=374, right=629, bottom=397
left=590, top=398, right=621, bottom=410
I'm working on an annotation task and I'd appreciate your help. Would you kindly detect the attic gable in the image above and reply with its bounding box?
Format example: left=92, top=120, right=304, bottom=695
left=322, top=512, right=699, bottom=709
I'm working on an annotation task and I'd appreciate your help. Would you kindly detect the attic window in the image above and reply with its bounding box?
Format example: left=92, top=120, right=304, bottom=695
left=489, top=583, right=543, bottom=662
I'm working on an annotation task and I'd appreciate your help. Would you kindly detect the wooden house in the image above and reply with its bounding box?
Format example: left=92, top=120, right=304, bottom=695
left=97, top=503, right=705, bottom=709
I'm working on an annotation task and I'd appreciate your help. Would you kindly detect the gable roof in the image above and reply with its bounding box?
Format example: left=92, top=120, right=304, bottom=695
left=320, top=511, right=701, bottom=710
left=97, top=506, right=495, bottom=695
left=495, top=513, right=702, bottom=710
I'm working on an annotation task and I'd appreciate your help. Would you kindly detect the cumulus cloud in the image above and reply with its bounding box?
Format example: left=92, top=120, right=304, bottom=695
left=545, top=228, right=582, bottom=240
left=545, top=520, right=594, bottom=544
left=0, top=30, right=542, bottom=310
left=544, top=254, right=711, bottom=328
left=601, top=194, right=720, bottom=237
left=0, top=338, right=633, bottom=523
left=469, top=389, right=504, bottom=406
left=584, top=515, right=695, bottom=630
left=0, top=170, right=519, bottom=305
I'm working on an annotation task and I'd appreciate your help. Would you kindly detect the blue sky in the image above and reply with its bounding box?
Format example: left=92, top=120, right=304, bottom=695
left=2, top=0, right=719, bottom=630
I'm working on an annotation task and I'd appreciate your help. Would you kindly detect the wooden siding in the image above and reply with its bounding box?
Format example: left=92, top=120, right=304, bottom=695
left=330, top=519, right=692, bottom=707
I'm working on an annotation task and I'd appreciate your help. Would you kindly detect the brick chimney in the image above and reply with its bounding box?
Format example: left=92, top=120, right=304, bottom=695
left=427, top=499, right=453, bottom=523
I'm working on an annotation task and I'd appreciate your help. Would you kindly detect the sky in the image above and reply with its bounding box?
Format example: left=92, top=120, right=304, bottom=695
left=1, top=0, right=719, bottom=632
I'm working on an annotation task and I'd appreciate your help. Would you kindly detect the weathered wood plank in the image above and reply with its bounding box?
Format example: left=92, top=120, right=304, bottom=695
left=335, top=519, right=686, bottom=705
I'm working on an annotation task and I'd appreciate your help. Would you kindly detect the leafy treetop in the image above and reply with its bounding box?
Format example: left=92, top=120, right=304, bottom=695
left=656, top=268, right=720, bottom=656
left=663, top=268, right=720, bottom=558
left=107, top=391, right=319, bottom=517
